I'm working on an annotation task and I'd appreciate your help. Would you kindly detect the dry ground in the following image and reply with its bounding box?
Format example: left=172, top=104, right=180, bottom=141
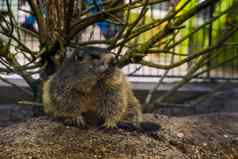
left=0, top=113, right=237, bottom=159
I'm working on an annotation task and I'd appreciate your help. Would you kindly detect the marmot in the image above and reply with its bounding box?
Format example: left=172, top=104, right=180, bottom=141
left=43, top=47, right=143, bottom=128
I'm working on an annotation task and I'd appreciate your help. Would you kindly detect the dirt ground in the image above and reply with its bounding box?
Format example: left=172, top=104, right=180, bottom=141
left=0, top=113, right=237, bottom=159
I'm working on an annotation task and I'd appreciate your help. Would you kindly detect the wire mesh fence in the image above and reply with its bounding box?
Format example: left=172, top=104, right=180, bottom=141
left=1, top=0, right=238, bottom=82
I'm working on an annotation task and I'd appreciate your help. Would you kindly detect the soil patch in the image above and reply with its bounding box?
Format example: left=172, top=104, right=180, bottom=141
left=0, top=113, right=237, bottom=159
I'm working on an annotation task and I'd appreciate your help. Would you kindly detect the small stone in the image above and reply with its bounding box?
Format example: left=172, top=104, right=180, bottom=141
left=202, top=143, right=207, bottom=146
left=177, top=132, right=184, bottom=138
left=224, top=134, right=229, bottom=138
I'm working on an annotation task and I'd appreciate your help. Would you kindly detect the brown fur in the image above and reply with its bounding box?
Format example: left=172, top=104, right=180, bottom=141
left=43, top=48, right=143, bottom=128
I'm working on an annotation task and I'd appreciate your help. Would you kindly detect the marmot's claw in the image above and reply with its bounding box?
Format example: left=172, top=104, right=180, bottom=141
left=101, top=121, right=117, bottom=129
left=64, top=116, right=86, bottom=128
left=76, top=115, right=86, bottom=126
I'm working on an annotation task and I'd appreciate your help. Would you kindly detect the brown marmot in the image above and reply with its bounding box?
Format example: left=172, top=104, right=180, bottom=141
left=42, top=47, right=143, bottom=128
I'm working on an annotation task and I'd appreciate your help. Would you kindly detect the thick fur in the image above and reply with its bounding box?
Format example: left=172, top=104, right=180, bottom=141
left=43, top=48, right=143, bottom=128
left=95, top=68, right=143, bottom=128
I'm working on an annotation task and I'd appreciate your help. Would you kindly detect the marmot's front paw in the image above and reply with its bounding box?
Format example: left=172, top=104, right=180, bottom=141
left=64, top=115, right=86, bottom=128
left=102, top=120, right=117, bottom=129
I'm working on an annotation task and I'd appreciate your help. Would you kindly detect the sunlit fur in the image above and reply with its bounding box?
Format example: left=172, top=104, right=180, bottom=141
left=43, top=53, right=143, bottom=128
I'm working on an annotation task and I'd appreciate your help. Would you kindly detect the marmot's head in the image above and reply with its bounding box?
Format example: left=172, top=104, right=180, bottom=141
left=56, top=47, right=115, bottom=93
